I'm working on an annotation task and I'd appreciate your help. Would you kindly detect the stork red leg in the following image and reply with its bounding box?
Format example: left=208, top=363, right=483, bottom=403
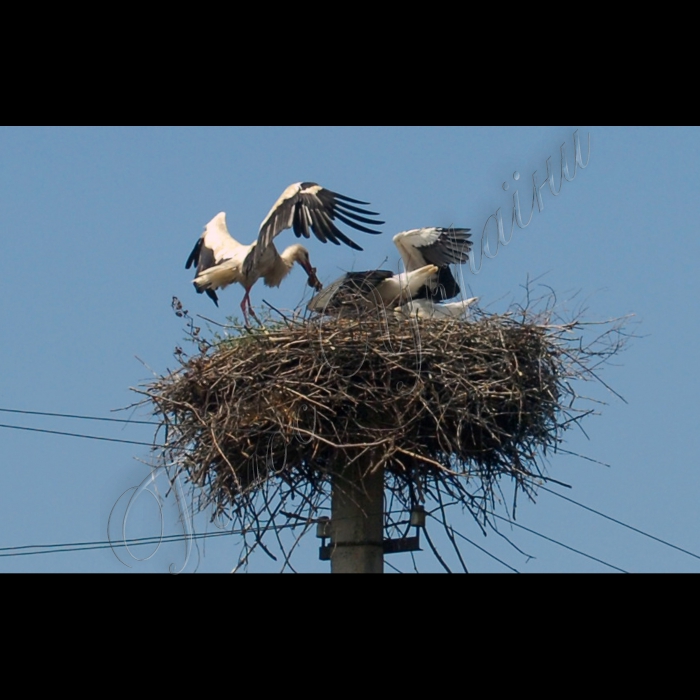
left=241, top=287, right=259, bottom=326
left=241, top=288, right=252, bottom=326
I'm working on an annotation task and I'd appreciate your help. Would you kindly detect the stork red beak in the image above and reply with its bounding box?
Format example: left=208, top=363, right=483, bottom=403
left=303, top=263, right=323, bottom=291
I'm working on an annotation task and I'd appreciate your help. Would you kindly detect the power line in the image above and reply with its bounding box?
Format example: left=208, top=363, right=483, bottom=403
left=489, top=512, right=628, bottom=573
left=0, top=523, right=302, bottom=558
left=0, top=510, right=407, bottom=559
left=0, top=407, right=158, bottom=425
left=0, top=419, right=651, bottom=572
left=0, top=508, right=627, bottom=572
left=0, top=530, right=224, bottom=553
left=441, top=522, right=520, bottom=573
left=540, top=485, right=700, bottom=562
left=0, top=423, right=161, bottom=448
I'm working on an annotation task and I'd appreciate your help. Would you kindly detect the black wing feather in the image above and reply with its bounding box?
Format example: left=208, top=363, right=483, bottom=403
left=418, top=228, right=472, bottom=267
left=311, top=207, right=365, bottom=250
left=186, top=238, right=202, bottom=270
left=333, top=203, right=385, bottom=226
left=333, top=209, right=384, bottom=235
left=255, top=183, right=383, bottom=267
left=327, top=191, right=372, bottom=205
left=293, top=202, right=312, bottom=240
left=308, top=207, right=337, bottom=245
left=333, top=200, right=381, bottom=217
left=186, top=237, right=220, bottom=276
left=324, top=222, right=364, bottom=250
left=412, top=266, right=461, bottom=302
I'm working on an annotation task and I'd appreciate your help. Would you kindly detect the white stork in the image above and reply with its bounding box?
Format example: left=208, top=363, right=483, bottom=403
left=185, top=182, right=384, bottom=323
left=307, top=226, right=472, bottom=315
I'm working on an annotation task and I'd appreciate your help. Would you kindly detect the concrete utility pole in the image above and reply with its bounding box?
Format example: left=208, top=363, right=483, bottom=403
left=329, top=455, right=384, bottom=574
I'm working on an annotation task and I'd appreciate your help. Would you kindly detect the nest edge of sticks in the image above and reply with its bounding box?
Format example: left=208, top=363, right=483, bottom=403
left=135, top=303, right=624, bottom=524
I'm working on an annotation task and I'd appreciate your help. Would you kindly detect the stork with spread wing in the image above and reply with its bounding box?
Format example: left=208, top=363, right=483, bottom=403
left=307, top=226, right=472, bottom=315
left=186, top=182, right=384, bottom=323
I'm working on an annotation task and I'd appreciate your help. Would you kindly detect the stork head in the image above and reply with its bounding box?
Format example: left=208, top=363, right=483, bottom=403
left=285, top=244, right=323, bottom=291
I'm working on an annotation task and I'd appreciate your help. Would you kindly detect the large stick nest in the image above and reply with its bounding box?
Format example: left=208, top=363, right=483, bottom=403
left=134, top=296, right=628, bottom=542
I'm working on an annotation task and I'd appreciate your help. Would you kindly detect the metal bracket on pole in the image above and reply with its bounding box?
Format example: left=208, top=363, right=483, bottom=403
left=316, top=516, right=332, bottom=561
left=317, top=507, right=425, bottom=561
left=382, top=535, right=420, bottom=555
left=381, top=505, right=425, bottom=555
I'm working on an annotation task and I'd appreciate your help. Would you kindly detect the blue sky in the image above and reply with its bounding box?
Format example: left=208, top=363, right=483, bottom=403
left=1, top=126, right=698, bottom=572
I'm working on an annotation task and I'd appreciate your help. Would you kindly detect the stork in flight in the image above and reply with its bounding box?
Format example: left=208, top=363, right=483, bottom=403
left=185, top=182, right=384, bottom=323
left=307, top=226, right=472, bottom=315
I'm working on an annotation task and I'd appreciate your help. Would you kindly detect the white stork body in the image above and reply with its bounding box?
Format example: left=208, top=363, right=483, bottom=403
left=188, top=213, right=252, bottom=293
left=307, top=226, right=473, bottom=315
left=395, top=297, right=479, bottom=320
left=190, top=213, right=312, bottom=301
left=186, top=182, right=383, bottom=323
left=371, top=264, right=440, bottom=304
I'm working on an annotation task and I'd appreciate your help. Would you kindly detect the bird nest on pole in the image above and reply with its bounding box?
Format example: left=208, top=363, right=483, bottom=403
left=132, top=292, right=628, bottom=569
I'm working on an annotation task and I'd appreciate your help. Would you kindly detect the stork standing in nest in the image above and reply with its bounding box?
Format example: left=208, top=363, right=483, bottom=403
left=186, top=182, right=384, bottom=324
